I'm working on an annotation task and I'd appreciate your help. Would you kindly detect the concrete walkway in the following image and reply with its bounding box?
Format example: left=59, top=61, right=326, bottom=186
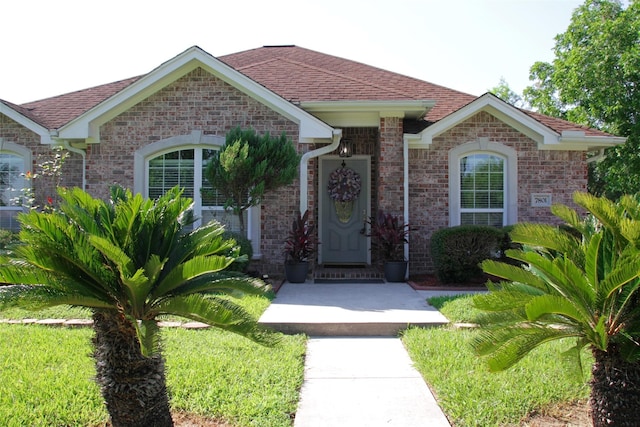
left=259, top=281, right=463, bottom=427
left=294, top=337, right=451, bottom=427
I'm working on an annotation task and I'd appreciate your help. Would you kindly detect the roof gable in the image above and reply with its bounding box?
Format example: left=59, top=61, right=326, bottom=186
left=406, top=93, right=625, bottom=151
left=58, top=46, right=334, bottom=143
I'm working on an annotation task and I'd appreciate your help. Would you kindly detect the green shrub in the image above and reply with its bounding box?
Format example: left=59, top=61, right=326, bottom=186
left=430, top=225, right=505, bottom=284
left=223, top=231, right=253, bottom=272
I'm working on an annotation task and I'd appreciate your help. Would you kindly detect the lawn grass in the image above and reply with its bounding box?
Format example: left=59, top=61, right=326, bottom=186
left=404, top=294, right=591, bottom=426
left=0, top=295, right=305, bottom=427
left=426, top=294, right=485, bottom=323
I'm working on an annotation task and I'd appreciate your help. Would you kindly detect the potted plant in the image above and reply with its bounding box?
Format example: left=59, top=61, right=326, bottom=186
left=284, top=210, right=317, bottom=283
left=368, top=210, right=410, bottom=282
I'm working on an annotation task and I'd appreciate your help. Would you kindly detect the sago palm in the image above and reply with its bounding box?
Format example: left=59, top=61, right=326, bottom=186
left=473, top=192, right=640, bottom=427
left=0, top=186, right=278, bottom=427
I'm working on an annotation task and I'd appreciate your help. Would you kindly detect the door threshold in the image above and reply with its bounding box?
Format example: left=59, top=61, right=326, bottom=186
left=322, top=263, right=367, bottom=268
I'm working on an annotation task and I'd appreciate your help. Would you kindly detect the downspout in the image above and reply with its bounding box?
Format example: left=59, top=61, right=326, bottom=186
left=59, top=140, right=87, bottom=190
left=403, top=136, right=410, bottom=275
left=299, top=129, right=343, bottom=213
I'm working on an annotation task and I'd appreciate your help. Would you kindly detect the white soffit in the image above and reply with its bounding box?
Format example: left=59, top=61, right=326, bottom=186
left=58, top=46, right=334, bottom=143
left=301, top=100, right=435, bottom=127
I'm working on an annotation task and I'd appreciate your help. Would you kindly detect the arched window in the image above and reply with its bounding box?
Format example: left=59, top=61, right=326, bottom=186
left=147, top=147, right=245, bottom=232
left=449, top=140, right=517, bottom=227
left=134, top=132, right=261, bottom=257
left=0, top=142, right=31, bottom=231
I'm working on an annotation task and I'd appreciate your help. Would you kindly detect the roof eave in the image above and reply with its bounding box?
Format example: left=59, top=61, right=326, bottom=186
left=0, top=101, right=54, bottom=144
left=551, top=132, right=627, bottom=151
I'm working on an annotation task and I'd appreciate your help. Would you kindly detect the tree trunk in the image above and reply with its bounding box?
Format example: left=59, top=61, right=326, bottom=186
left=590, top=346, right=640, bottom=426
left=92, top=310, right=174, bottom=427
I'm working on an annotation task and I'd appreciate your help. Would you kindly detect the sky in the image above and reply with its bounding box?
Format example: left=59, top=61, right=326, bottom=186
left=2, top=0, right=585, bottom=105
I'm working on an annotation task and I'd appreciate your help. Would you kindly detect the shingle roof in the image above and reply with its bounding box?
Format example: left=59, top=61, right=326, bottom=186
left=17, top=76, right=141, bottom=129
left=219, top=46, right=476, bottom=122
left=521, top=109, right=610, bottom=137
left=1, top=45, right=615, bottom=138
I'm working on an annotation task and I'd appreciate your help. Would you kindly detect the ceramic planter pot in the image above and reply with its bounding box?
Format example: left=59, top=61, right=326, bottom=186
left=384, top=261, right=408, bottom=282
left=284, top=261, right=309, bottom=283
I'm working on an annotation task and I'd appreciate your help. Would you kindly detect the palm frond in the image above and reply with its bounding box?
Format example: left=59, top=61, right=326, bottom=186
left=473, top=283, right=540, bottom=313
left=88, top=234, right=152, bottom=312
left=0, top=254, right=116, bottom=303
left=166, top=274, right=268, bottom=298
left=525, top=294, right=594, bottom=327
left=511, top=250, right=596, bottom=307
left=130, top=317, right=162, bottom=358
left=162, top=223, right=233, bottom=274
left=550, top=203, right=582, bottom=229
left=509, top=223, right=579, bottom=255
left=482, top=258, right=549, bottom=291
left=0, top=284, right=113, bottom=310
left=472, top=324, right=579, bottom=371
left=151, top=255, right=234, bottom=299
left=560, top=338, right=590, bottom=381
left=154, top=294, right=280, bottom=346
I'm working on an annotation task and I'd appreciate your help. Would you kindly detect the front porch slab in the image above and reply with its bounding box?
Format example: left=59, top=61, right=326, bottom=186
left=259, top=281, right=449, bottom=336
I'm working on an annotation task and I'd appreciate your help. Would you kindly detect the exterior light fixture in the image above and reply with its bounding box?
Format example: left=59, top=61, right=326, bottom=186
left=338, top=138, right=353, bottom=158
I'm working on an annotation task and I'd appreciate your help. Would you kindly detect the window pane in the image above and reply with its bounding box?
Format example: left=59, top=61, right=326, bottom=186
left=148, top=149, right=194, bottom=198
left=475, top=191, right=489, bottom=208
left=461, top=191, right=474, bottom=208
left=201, top=149, right=227, bottom=207
left=461, top=212, right=504, bottom=227
left=0, top=153, right=26, bottom=208
left=458, top=153, right=505, bottom=227
left=489, top=172, right=503, bottom=190
left=202, top=208, right=247, bottom=234
left=489, top=191, right=504, bottom=208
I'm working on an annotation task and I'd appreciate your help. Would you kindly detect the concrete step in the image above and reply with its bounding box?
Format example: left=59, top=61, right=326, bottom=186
left=259, top=320, right=447, bottom=336
left=259, top=282, right=449, bottom=336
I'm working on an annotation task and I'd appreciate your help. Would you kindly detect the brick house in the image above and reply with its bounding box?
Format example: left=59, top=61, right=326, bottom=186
left=0, top=46, right=625, bottom=279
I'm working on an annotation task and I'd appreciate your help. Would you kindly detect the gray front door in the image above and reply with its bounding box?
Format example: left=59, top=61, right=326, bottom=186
left=320, top=156, right=370, bottom=265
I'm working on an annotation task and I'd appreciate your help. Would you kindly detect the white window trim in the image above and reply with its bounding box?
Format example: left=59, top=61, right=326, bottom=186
left=133, top=131, right=261, bottom=258
left=0, top=139, right=32, bottom=201
left=449, top=139, right=517, bottom=227
left=0, top=140, right=32, bottom=230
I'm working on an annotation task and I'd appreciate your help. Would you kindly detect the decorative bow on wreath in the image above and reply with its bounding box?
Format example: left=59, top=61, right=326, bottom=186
left=328, top=167, right=362, bottom=202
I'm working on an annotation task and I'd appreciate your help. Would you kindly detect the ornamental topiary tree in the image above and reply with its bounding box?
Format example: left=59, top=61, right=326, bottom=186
left=204, top=127, right=300, bottom=234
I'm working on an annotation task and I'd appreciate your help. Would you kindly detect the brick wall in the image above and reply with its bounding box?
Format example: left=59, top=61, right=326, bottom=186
left=378, top=117, right=404, bottom=217
left=408, top=111, right=587, bottom=274
left=94, top=67, right=300, bottom=276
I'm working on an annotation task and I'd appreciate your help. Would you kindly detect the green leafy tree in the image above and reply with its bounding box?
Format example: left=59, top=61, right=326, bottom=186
left=524, top=0, right=640, bottom=198
left=0, top=186, right=278, bottom=427
left=489, top=77, right=527, bottom=109
left=205, top=127, right=300, bottom=234
left=473, top=192, right=640, bottom=426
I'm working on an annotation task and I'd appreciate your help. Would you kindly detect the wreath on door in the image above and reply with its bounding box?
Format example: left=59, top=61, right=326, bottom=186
left=327, top=166, right=361, bottom=223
